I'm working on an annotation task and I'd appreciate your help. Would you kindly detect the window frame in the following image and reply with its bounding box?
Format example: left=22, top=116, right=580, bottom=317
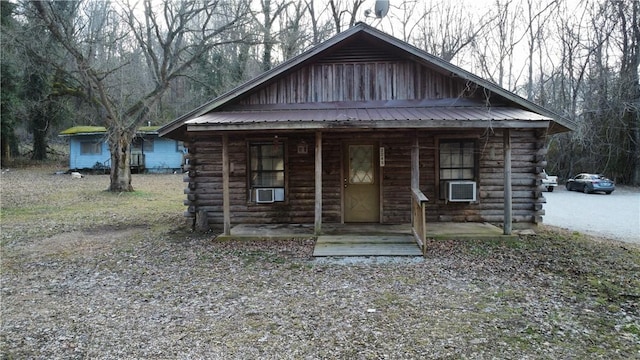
left=436, top=137, right=479, bottom=201
left=132, top=136, right=154, bottom=153
left=80, top=140, right=102, bottom=155
left=348, top=144, right=376, bottom=185
left=176, top=141, right=186, bottom=153
left=247, top=139, right=288, bottom=204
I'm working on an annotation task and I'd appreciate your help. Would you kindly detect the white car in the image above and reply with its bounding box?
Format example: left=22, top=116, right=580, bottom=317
left=541, top=169, right=558, bottom=192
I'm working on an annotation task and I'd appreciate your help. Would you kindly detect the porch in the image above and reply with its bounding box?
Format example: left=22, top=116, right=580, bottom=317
left=215, top=222, right=519, bottom=257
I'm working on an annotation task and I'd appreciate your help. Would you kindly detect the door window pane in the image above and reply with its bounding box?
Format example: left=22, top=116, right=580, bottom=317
left=349, top=145, right=374, bottom=184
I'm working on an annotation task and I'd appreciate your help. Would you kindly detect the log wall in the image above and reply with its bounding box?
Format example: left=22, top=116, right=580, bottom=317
left=418, top=129, right=547, bottom=224
left=182, top=129, right=547, bottom=229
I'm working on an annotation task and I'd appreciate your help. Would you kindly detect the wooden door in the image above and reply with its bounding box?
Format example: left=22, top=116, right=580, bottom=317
left=343, top=143, right=380, bottom=222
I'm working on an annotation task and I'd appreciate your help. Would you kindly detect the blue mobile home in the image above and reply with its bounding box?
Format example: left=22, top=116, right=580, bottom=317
left=60, top=126, right=185, bottom=173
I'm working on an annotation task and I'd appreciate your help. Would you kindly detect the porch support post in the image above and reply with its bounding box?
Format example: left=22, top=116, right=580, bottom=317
left=222, top=134, right=231, bottom=236
left=411, top=133, right=420, bottom=190
left=314, top=131, right=322, bottom=235
left=411, top=132, right=420, bottom=229
left=411, top=134, right=419, bottom=226
left=503, top=129, right=512, bottom=235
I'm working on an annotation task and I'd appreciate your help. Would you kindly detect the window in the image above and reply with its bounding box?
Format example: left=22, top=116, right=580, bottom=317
left=249, top=142, right=285, bottom=202
left=439, top=140, right=476, bottom=199
left=132, top=137, right=154, bottom=152
left=349, top=145, right=375, bottom=184
left=80, top=141, right=102, bottom=155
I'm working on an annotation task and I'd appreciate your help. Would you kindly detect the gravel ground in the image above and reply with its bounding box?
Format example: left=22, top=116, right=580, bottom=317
left=1, top=168, right=639, bottom=359
left=543, top=185, right=640, bottom=244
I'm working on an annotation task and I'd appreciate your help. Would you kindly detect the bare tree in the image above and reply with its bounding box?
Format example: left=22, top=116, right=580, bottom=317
left=277, top=0, right=312, bottom=60
left=384, top=0, right=427, bottom=43
left=615, top=0, right=640, bottom=184
left=31, top=0, right=250, bottom=191
left=412, top=1, right=495, bottom=63
left=328, top=0, right=365, bottom=34
left=252, top=0, right=292, bottom=71
left=524, top=0, right=558, bottom=101
left=541, top=0, right=640, bottom=185
left=303, top=0, right=333, bottom=44
left=543, top=2, right=597, bottom=177
left=580, top=0, right=640, bottom=183
left=470, top=0, right=528, bottom=90
left=1, top=1, right=21, bottom=164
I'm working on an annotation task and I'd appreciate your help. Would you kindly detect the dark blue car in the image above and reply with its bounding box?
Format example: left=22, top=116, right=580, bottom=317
left=566, top=173, right=615, bottom=194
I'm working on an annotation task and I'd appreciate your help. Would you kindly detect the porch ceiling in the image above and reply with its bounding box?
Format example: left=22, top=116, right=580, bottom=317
left=185, top=102, right=553, bottom=132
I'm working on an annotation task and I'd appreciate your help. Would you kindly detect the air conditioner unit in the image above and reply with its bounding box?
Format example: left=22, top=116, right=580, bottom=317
left=256, top=188, right=275, bottom=203
left=447, top=181, right=477, bottom=202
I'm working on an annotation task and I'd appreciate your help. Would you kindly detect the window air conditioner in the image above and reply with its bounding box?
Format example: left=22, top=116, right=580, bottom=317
left=256, top=188, right=275, bottom=203
left=447, top=181, right=477, bottom=202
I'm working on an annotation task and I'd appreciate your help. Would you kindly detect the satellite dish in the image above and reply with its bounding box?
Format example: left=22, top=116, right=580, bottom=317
left=374, top=0, right=389, bottom=18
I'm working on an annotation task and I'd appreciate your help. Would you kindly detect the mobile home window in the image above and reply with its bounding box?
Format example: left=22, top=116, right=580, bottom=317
left=439, top=140, right=476, bottom=199
left=249, top=142, right=285, bottom=202
left=132, top=137, right=154, bottom=152
left=80, top=141, right=102, bottom=155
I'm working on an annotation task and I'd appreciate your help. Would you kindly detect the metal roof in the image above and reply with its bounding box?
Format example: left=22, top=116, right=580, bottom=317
left=59, top=125, right=161, bottom=136
left=185, top=105, right=552, bottom=131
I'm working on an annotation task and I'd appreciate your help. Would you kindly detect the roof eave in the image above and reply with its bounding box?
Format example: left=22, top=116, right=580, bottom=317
left=58, top=132, right=106, bottom=137
left=186, top=119, right=552, bottom=132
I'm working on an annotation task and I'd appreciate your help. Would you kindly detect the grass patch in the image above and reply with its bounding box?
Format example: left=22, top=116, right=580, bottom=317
left=1, top=168, right=184, bottom=236
left=623, top=324, right=640, bottom=336
left=429, top=227, right=640, bottom=318
left=463, top=237, right=531, bottom=256
left=531, top=228, right=640, bottom=308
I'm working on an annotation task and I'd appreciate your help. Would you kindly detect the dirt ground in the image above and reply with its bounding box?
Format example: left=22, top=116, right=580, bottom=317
left=1, top=167, right=639, bottom=359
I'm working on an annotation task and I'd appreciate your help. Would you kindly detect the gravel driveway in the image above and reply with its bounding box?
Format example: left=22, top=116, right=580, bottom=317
left=543, top=185, right=640, bottom=244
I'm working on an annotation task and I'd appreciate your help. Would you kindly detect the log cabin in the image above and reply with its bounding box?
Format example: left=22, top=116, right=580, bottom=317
left=158, top=23, right=575, bottom=243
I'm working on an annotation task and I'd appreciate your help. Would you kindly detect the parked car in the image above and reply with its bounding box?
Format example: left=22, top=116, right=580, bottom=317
left=566, top=173, right=615, bottom=194
left=541, top=169, right=558, bottom=192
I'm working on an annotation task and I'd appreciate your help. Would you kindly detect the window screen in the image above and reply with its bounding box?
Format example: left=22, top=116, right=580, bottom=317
left=132, top=137, right=154, bottom=152
left=80, top=141, right=102, bottom=155
left=249, top=143, right=285, bottom=188
left=439, top=140, right=476, bottom=198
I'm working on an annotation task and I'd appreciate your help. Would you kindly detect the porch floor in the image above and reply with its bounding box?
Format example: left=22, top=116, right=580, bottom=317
left=217, top=222, right=518, bottom=257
